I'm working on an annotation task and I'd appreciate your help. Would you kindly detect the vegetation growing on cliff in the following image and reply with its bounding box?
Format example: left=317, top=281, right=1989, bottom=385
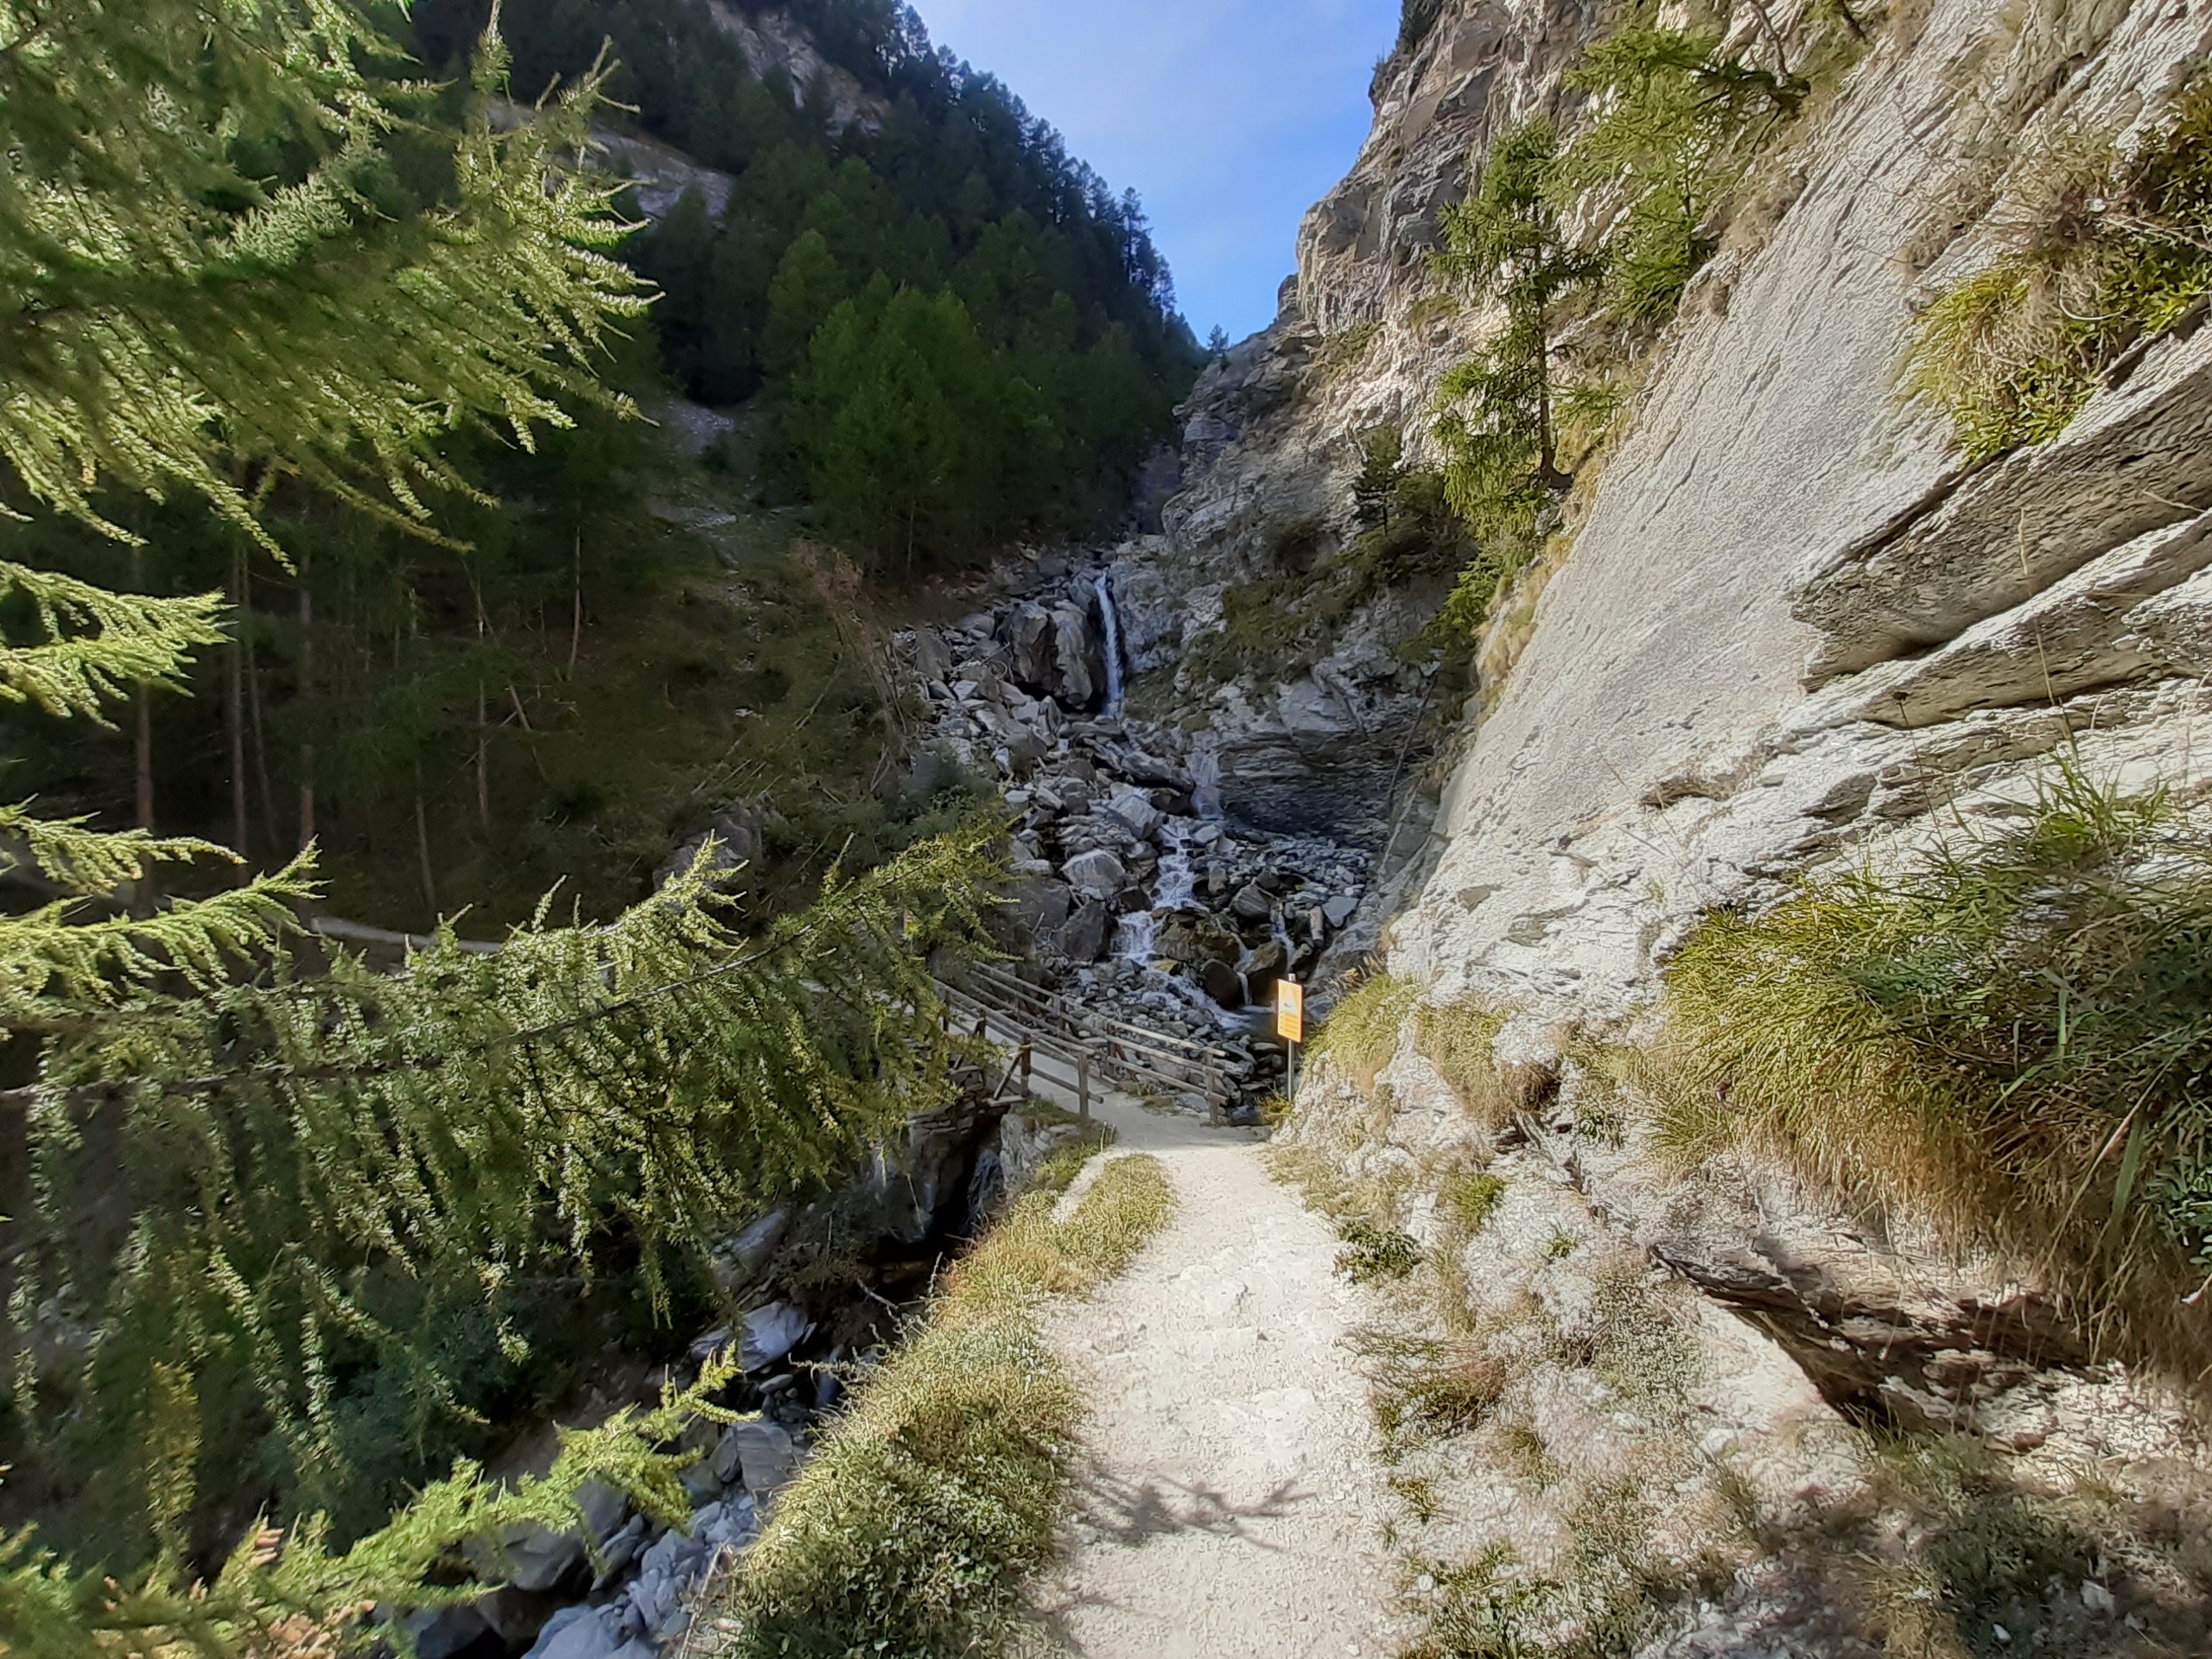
left=1662, top=765, right=2212, bottom=1372
left=1904, top=76, right=2212, bottom=461
left=1430, top=10, right=1823, bottom=652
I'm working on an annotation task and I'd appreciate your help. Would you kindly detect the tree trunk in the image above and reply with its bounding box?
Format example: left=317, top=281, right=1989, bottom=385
left=568, top=527, right=583, bottom=676
left=297, top=550, right=315, bottom=851
left=477, top=683, right=492, bottom=835
left=415, top=790, right=439, bottom=921
left=129, top=549, right=156, bottom=918
left=244, top=589, right=280, bottom=855
left=227, top=547, right=250, bottom=875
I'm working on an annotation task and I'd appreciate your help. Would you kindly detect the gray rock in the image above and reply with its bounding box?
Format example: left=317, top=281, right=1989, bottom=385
left=403, top=1604, right=493, bottom=1659
left=911, top=629, right=951, bottom=684
left=1104, top=788, right=1165, bottom=841
left=1200, top=960, right=1246, bottom=1009
left=1002, top=601, right=1056, bottom=689
left=741, top=1302, right=810, bottom=1372
left=1323, top=894, right=1359, bottom=928
left=1059, top=900, right=1113, bottom=963
left=1012, top=876, right=1074, bottom=939
left=523, top=1605, right=629, bottom=1659
left=1062, top=849, right=1130, bottom=901
left=1230, top=883, right=1274, bottom=923
left=466, top=1478, right=626, bottom=1593
left=1051, top=604, right=1096, bottom=708
left=724, top=1419, right=802, bottom=1497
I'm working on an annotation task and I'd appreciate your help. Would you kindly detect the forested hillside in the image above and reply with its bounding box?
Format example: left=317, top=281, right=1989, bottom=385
left=423, top=0, right=1202, bottom=566
left=4, top=0, right=1199, bottom=931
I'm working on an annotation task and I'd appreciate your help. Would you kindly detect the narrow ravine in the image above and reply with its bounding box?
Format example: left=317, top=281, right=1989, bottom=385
left=1013, top=1071, right=1405, bottom=1657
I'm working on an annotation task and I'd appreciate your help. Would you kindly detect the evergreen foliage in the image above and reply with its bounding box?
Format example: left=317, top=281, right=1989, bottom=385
left=0, top=1, right=1001, bottom=1642
left=0, top=1355, right=741, bottom=1658
left=423, top=0, right=1204, bottom=569
left=1427, top=14, right=1818, bottom=650
left=1557, top=24, right=1806, bottom=325
left=1433, top=120, right=1601, bottom=543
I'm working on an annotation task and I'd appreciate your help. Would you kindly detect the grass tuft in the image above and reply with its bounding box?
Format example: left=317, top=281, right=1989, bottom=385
left=1313, top=972, right=1423, bottom=1094
left=1414, top=1001, right=1555, bottom=1128
left=1336, top=1219, right=1423, bottom=1285
left=1904, top=76, right=2212, bottom=459
left=1661, top=762, right=2212, bottom=1377
left=713, top=1154, right=1174, bottom=1658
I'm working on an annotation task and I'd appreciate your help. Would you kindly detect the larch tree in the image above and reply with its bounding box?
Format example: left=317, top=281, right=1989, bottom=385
left=0, top=3, right=993, bottom=1649
left=1431, top=118, right=1601, bottom=542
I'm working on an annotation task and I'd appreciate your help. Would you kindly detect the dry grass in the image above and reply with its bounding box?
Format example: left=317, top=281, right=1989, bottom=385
left=1414, top=1000, right=1556, bottom=1128
left=1662, top=765, right=2212, bottom=1382
left=1357, top=1328, right=1510, bottom=1459
left=712, top=1154, right=1173, bottom=1659
left=1313, top=971, right=1423, bottom=1094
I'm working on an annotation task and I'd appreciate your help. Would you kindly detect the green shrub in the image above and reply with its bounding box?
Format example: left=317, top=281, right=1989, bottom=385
left=1336, top=1219, right=1422, bottom=1285
left=1904, top=78, right=2212, bottom=460
left=1663, top=763, right=2212, bottom=1372
left=717, top=1154, right=1174, bottom=1659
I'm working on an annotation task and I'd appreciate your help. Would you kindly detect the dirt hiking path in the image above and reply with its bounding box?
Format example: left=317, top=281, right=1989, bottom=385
left=1025, top=1079, right=1404, bottom=1658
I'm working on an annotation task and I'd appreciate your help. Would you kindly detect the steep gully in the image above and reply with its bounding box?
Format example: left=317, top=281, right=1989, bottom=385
left=906, top=557, right=1382, bottom=1119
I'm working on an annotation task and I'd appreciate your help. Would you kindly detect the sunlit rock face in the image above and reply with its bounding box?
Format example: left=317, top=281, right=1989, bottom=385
left=1107, top=0, right=2212, bottom=1626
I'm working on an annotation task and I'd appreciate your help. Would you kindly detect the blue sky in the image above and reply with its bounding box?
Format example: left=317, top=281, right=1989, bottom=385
left=909, top=0, right=1402, bottom=345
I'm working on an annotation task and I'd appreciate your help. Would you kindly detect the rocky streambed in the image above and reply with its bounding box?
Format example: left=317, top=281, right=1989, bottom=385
left=410, top=1099, right=1094, bottom=1659
left=900, top=562, right=1378, bottom=1109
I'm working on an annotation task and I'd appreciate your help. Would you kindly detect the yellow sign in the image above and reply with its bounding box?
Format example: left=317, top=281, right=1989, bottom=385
left=1276, top=979, right=1306, bottom=1046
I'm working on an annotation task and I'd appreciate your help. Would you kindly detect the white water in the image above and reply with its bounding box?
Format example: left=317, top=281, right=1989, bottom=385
left=1116, top=822, right=1198, bottom=966
left=1095, top=574, right=1126, bottom=715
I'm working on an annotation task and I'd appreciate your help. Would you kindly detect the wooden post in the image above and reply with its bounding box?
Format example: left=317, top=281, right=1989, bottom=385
left=1077, top=1050, right=1092, bottom=1124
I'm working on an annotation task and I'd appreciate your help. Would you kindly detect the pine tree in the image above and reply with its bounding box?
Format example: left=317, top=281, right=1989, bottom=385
left=0, top=4, right=998, bottom=1648
left=1557, top=25, right=1807, bottom=324
left=1432, top=120, right=1601, bottom=539
left=0, top=0, right=648, bottom=1014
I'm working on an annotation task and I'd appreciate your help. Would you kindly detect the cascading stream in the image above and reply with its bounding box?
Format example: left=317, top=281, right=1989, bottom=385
left=1095, top=573, right=1126, bottom=715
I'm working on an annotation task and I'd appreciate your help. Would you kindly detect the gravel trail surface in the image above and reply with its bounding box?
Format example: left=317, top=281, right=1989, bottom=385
left=1024, top=1080, right=1404, bottom=1658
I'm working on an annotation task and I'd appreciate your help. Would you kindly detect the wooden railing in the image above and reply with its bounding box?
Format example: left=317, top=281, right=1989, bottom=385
left=938, top=962, right=1243, bottom=1122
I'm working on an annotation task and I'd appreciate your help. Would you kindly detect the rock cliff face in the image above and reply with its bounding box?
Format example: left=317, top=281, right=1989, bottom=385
left=1134, top=0, right=2212, bottom=1022
left=1116, top=0, right=2212, bottom=1642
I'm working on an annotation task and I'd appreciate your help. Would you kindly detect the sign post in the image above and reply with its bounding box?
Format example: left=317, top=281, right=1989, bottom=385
left=1276, top=978, right=1306, bottom=1099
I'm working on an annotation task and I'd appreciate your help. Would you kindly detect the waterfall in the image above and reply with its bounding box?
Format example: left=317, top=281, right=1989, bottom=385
left=1094, top=574, right=1126, bottom=715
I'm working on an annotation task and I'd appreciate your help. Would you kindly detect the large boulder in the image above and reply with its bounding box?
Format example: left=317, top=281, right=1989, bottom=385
left=467, top=1478, right=627, bottom=1594
left=740, top=1302, right=810, bottom=1372
left=1001, top=602, right=1056, bottom=689
left=1199, top=959, right=1246, bottom=1009
left=1011, top=876, right=1074, bottom=940
left=1062, top=849, right=1130, bottom=901
left=1050, top=603, right=1097, bottom=709
left=1058, top=900, right=1113, bottom=963
left=716, top=1421, right=802, bottom=1497
left=1104, top=788, right=1165, bottom=842
left=911, top=628, right=952, bottom=684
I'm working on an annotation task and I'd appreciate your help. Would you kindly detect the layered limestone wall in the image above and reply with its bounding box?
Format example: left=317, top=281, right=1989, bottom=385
left=1122, top=0, right=2212, bottom=1633
left=1389, top=0, right=2212, bottom=1028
